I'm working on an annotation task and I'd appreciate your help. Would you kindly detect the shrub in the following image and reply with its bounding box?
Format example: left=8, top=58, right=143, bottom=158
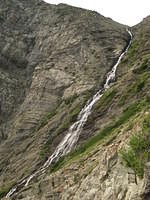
left=0, top=184, right=14, bottom=198
left=133, top=59, right=149, bottom=74
left=136, top=80, right=145, bottom=92
left=119, top=74, right=149, bottom=106
left=143, top=114, right=150, bottom=131
left=121, top=148, right=145, bottom=178
left=121, top=113, right=150, bottom=178
left=95, top=88, right=116, bottom=112
left=64, top=94, right=78, bottom=105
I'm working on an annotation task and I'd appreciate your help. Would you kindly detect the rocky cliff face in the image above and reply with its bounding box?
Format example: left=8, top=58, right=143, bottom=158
left=1, top=1, right=150, bottom=200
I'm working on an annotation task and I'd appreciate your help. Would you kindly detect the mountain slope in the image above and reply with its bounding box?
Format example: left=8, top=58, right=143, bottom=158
left=0, top=0, right=130, bottom=198
left=4, top=13, right=150, bottom=200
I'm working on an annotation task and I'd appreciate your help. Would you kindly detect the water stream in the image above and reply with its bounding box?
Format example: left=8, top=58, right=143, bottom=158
left=6, top=29, right=132, bottom=198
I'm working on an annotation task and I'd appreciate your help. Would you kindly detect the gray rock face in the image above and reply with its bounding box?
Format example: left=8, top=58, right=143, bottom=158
left=9, top=127, right=144, bottom=200
left=0, top=0, right=129, bottom=196
left=140, top=162, right=150, bottom=200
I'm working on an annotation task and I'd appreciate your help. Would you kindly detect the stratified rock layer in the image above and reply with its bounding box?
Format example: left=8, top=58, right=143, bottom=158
left=8, top=15, right=150, bottom=200
left=0, top=0, right=131, bottom=198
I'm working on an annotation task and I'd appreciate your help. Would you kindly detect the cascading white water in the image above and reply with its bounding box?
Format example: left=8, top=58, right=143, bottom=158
left=6, top=29, right=132, bottom=198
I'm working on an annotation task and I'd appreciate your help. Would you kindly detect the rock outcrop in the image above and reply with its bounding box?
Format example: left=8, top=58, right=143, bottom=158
left=2, top=1, right=150, bottom=200
left=0, top=0, right=129, bottom=196
left=7, top=14, right=150, bottom=199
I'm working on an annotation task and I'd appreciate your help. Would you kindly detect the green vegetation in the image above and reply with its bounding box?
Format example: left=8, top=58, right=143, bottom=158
left=0, top=188, right=8, bottom=198
left=36, top=108, right=57, bottom=131
left=40, top=139, right=53, bottom=157
left=135, top=69, right=150, bottom=94
left=0, top=184, right=14, bottom=198
left=127, top=40, right=139, bottom=63
left=56, top=91, right=93, bottom=134
left=143, top=113, right=150, bottom=131
left=50, top=156, right=66, bottom=173
left=82, top=90, right=93, bottom=104
left=124, top=121, right=134, bottom=132
left=56, top=103, right=82, bottom=134
left=49, top=97, right=150, bottom=173
left=119, top=65, right=150, bottom=106
left=136, top=79, right=145, bottom=92
left=142, top=53, right=150, bottom=61
left=119, top=83, right=137, bottom=106
left=95, top=88, right=116, bottom=112
left=133, top=59, right=149, bottom=74
left=123, top=38, right=149, bottom=67
left=69, top=106, right=81, bottom=122
left=64, top=90, right=92, bottom=106
left=121, top=113, right=150, bottom=178
left=64, top=94, right=78, bottom=105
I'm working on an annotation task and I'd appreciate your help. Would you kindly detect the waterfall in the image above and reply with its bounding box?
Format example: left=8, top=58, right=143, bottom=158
left=6, top=29, right=132, bottom=198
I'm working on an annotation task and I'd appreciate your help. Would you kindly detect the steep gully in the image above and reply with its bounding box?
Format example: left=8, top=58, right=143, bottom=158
left=6, top=29, right=132, bottom=198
